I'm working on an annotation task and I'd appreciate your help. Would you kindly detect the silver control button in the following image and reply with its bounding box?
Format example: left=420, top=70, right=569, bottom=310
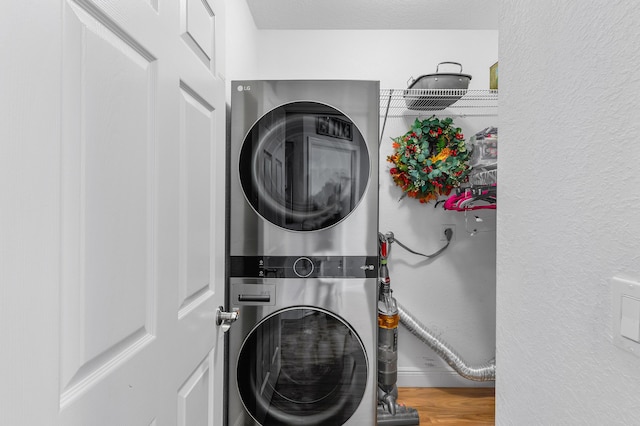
left=293, top=257, right=314, bottom=277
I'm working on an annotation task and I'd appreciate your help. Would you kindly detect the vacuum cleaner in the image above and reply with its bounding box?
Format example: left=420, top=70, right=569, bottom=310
left=376, top=232, right=420, bottom=425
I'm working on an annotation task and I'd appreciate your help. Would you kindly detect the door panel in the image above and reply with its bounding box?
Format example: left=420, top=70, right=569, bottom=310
left=39, top=0, right=224, bottom=424
left=60, top=0, right=158, bottom=410
left=238, top=102, right=370, bottom=232
left=181, top=0, right=216, bottom=68
left=236, top=307, right=369, bottom=426
left=178, top=83, right=215, bottom=315
left=177, top=353, right=214, bottom=426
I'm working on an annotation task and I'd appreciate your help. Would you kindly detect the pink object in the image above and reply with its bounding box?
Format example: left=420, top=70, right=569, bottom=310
left=443, top=187, right=496, bottom=211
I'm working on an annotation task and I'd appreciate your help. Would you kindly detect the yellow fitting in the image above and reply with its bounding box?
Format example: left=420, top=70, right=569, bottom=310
left=378, top=313, right=400, bottom=329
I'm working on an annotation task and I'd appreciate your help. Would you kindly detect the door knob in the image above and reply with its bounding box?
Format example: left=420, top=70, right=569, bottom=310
left=216, top=306, right=239, bottom=332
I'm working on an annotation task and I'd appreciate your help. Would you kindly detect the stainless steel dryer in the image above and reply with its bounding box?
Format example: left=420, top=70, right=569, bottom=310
left=227, top=80, right=379, bottom=426
left=229, top=80, right=379, bottom=257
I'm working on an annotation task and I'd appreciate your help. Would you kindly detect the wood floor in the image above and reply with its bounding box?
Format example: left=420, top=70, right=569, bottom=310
left=397, top=387, right=495, bottom=425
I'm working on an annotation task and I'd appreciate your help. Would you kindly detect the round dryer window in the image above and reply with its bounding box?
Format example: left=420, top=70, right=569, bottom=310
left=237, top=307, right=368, bottom=426
left=239, top=102, right=370, bottom=231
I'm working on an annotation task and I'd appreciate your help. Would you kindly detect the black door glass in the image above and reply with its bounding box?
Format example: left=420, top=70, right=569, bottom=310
left=239, top=102, right=370, bottom=231
left=237, top=307, right=368, bottom=425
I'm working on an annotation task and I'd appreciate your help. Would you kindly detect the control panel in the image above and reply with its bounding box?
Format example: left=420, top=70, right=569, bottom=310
left=229, top=256, right=377, bottom=279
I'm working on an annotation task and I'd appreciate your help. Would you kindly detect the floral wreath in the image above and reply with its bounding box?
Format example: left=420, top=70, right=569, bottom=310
left=387, top=116, right=470, bottom=204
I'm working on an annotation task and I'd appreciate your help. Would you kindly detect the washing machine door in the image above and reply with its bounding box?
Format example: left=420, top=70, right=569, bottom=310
left=239, top=102, right=370, bottom=231
left=237, top=307, right=368, bottom=426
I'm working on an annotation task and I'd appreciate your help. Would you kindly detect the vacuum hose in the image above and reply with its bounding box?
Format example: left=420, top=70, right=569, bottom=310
left=398, top=303, right=496, bottom=382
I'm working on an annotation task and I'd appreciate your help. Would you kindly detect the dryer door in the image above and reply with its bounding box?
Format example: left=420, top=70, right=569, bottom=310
left=237, top=307, right=368, bottom=426
left=239, top=102, right=370, bottom=231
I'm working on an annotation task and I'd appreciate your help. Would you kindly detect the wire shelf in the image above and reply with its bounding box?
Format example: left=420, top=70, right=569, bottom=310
left=380, top=88, right=498, bottom=118
left=469, top=164, right=497, bottom=186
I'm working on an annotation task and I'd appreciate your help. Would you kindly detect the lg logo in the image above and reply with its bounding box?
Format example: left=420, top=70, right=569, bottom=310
left=237, top=85, right=251, bottom=92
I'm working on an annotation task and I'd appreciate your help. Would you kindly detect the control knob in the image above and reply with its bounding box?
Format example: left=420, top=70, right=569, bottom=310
left=293, top=257, right=314, bottom=278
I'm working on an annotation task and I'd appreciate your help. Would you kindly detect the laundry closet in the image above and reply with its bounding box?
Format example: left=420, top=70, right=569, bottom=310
left=227, top=0, right=498, bottom=399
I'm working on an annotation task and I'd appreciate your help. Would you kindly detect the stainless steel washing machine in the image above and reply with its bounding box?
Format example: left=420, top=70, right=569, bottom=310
left=227, top=80, right=379, bottom=425
left=226, top=264, right=378, bottom=426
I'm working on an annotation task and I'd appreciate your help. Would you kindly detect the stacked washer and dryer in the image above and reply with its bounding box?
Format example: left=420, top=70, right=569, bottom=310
left=227, top=80, right=380, bottom=425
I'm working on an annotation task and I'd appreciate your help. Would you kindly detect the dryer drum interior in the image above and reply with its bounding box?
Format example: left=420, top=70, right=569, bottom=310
left=237, top=307, right=368, bottom=426
left=239, top=101, right=370, bottom=232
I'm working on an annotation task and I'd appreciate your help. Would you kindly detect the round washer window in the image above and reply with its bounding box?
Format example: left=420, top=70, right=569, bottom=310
left=239, top=102, right=370, bottom=231
left=237, top=307, right=368, bottom=426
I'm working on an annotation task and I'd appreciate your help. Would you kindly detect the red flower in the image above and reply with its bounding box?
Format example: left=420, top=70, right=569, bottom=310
left=455, top=133, right=464, bottom=140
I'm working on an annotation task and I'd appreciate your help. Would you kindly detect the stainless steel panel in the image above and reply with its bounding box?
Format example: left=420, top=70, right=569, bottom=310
left=227, top=80, right=379, bottom=426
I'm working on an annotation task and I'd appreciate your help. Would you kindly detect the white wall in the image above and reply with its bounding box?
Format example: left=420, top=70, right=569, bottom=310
left=255, top=30, right=496, bottom=90
left=497, top=1, right=640, bottom=424
left=226, top=19, right=499, bottom=387
left=225, top=0, right=260, bottom=101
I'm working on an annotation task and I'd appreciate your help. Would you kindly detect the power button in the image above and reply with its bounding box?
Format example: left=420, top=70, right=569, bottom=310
left=293, top=257, right=314, bottom=278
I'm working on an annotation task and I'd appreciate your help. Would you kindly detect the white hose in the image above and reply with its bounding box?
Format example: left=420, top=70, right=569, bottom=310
left=398, top=303, right=496, bottom=382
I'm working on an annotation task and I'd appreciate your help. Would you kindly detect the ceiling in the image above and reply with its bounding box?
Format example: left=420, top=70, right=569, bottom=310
left=245, top=0, right=499, bottom=30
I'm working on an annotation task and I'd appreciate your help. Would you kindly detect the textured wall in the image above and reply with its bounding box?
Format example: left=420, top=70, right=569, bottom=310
left=227, top=25, right=499, bottom=387
left=497, top=1, right=640, bottom=423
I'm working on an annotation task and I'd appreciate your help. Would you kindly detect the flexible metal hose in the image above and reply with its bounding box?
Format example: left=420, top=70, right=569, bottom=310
left=398, top=303, right=496, bottom=382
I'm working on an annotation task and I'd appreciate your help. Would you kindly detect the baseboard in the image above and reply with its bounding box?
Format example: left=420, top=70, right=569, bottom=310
left=396, top=367, right=495, bottom=388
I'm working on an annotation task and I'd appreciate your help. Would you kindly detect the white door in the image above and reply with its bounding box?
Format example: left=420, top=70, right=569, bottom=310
left=0, top=0, right=227, bottom=425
